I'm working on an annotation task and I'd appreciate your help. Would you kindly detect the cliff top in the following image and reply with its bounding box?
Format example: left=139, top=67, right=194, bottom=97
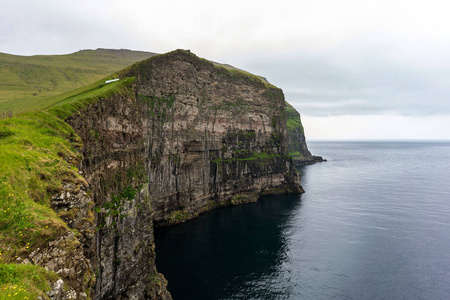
left=119, top=49, right=279, bottom=90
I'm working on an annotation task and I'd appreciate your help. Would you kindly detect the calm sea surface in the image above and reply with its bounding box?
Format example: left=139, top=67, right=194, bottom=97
left=155, top=141, right=450, bottom=299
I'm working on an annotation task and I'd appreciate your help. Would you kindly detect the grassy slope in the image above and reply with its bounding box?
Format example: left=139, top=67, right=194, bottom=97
left=0, top=49, right=156, bottom=115
left=0, top=110, right=84, bottom=299
left=0, top=76, right=135, bottom=298
left=0, top=264, right=58, bottom=300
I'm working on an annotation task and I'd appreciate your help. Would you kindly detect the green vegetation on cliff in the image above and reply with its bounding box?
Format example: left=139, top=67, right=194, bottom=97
left=285, top=101, right=306, bottom=160
left=0, top=264, right=58, bottom=299
left=285, top=102, right=304, bottom=134
left=284, top=102, right=324, bottom=165
left=212, top=64, right=277, bottom=89
left=0, top=111, right=81, bottom=251
left=0, top=111, right=83, bottom=297
left=48, top=77, right=135, bottom=120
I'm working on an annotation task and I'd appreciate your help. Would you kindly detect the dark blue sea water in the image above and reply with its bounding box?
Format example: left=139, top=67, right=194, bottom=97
left=154, top=141, right=450, bottom=299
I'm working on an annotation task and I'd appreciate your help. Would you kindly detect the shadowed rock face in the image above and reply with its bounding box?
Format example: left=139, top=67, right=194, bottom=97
left=67, top=49, right=303, bottom=299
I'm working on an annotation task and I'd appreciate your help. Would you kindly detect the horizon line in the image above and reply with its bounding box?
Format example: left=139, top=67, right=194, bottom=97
left=307, top=139, right=450, bottom=142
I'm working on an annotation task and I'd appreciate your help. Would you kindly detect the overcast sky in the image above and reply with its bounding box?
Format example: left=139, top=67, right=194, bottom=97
left=2, top=0, right=449, bottom=140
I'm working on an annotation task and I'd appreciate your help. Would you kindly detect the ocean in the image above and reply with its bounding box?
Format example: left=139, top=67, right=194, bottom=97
left=154, top=141, right=450, bottom=299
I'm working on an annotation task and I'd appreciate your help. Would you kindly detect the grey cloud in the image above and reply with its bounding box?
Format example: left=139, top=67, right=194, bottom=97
left=2, top=1, right=449, bottom=120
left=1, top=0, right=144, bottom=55
left=231, top=38, right=450, bottom=117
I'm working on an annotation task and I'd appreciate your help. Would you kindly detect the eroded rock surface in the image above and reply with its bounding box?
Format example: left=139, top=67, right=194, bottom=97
left=29, top=231, right=93, bottom=299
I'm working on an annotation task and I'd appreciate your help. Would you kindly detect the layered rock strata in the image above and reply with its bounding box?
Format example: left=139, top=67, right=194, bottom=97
left=66, top=49, right=303, bottom=299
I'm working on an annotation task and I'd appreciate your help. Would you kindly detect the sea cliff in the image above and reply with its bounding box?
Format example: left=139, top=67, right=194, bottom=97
left=0, top=49, right=316, bottom=299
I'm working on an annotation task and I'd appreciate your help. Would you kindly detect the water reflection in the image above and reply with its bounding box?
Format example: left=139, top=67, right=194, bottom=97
left=155, top=194, right=303, bottom=300
left=156, top=142, right=450, bottom=299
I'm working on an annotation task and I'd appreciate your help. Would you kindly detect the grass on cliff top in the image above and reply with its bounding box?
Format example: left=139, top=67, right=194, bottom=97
left=0, top=264, right=58, bottom=299
left=47, top=76, right=135, bottom=120
left=1, top=73, right=133, bottom=119
left=212, top=63, right=278, bottom=89
left=0, top=49, right=156, bottom=115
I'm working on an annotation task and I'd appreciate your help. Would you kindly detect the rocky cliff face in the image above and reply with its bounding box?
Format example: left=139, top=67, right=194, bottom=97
left=67, top=91, right=171, bottom=299
left=64, top=50, right=303, bottom=299
left=285, top=102, right=325, bottom=166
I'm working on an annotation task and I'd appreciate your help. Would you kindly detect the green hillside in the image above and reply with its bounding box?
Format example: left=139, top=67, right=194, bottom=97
left=0, top=49, right=156, bottom=115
